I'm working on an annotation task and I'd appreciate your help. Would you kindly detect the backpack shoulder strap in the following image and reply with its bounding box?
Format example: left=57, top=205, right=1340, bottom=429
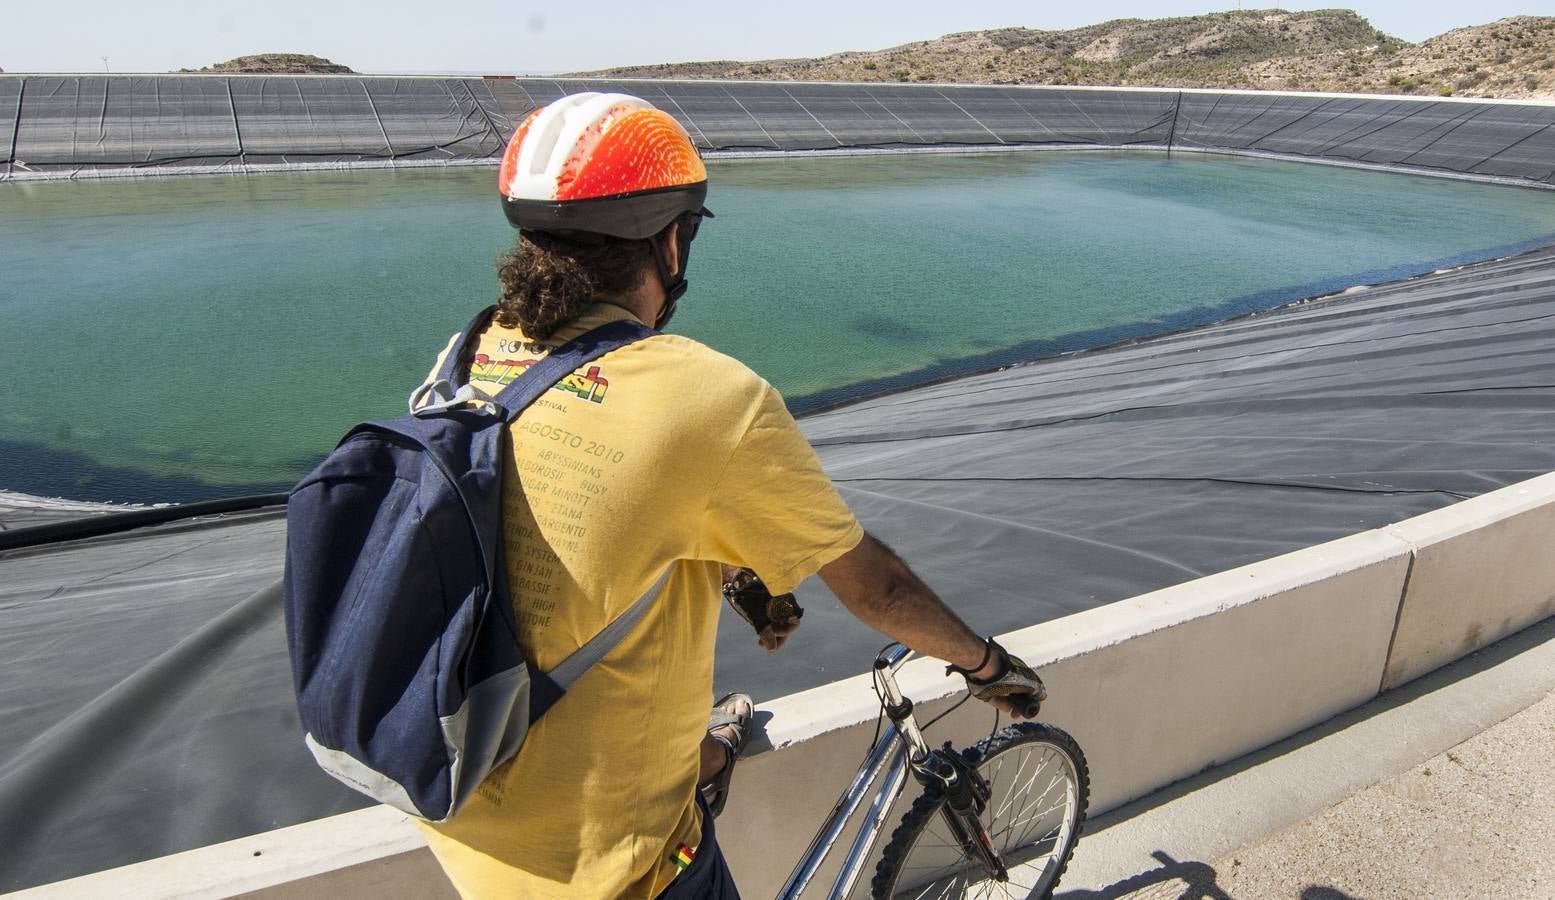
left=546, top=568, right=671, bottom=691
left=526, top=567, right=671, bottom=724
left=407, top=307, right=501, bottom=415
left=434, top=306, right=500, bottom=386
left=506, top=321, right=661, bottom=721
left=492, top=318, right=657, bottom=423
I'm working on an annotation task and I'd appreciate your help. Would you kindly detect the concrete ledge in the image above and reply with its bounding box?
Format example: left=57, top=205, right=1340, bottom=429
left=16, top=475, right=1554, bottom=898
left=1002, top=530, right=1411, bottom=813
left=716, top=528, right=1412, bottom=893
left=1381, top=471, right=1555, bottom=690
left=5, top=805, right=445, bottom=900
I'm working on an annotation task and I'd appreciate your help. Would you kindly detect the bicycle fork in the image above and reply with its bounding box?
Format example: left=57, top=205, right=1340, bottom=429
left=776, top=649, right=1008, bottom=899
left=880, top=660, right=1010, bottom=886
left=917, top=749, right=1009, bottom=883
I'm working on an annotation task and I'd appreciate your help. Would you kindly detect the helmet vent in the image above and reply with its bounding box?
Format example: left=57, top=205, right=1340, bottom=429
left=520, top=93, right=592, bottom=181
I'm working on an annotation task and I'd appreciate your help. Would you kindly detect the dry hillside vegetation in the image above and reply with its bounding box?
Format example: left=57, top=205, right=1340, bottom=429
left=182, top=54, right=354, bottom=74
left=1260, top=17, right=1555, bottom=98
left=580, top=10, right=1555, bottom=100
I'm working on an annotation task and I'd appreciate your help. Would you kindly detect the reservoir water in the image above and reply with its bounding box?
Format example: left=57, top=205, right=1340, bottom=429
left=2, top=151, right=1553, bottom=503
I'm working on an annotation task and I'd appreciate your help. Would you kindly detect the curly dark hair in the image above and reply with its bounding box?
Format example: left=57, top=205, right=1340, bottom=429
left=495, top=231, right=654, bottom=340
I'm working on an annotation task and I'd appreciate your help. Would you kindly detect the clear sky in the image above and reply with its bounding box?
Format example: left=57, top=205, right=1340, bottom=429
left=1, top=1, right=1543, bottom=75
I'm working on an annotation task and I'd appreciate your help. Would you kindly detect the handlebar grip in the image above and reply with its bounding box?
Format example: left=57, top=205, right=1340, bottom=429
left=1014, top=693, right=1042, bottom=719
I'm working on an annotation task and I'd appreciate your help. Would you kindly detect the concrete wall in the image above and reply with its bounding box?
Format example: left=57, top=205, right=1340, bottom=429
left=15, top=472, right=1555, bottom=899
left=1380, top=477, right=1555, bottom=690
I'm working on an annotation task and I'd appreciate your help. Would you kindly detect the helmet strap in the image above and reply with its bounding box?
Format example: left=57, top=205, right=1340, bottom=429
left=647, top=226, right=696, bottom=331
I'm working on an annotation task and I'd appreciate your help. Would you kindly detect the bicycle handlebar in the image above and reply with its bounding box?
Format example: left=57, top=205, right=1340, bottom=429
left=1012, top=692, right=1042, bottom=719
left=875, top=643, right=1043, bottom=717
left=873, top=643, right=914, bottom=672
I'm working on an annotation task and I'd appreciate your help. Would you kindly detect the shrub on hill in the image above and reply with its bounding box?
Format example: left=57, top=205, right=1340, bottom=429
left=181, top=54, right=353, bottom=74
left=575, top=10, right=1554, bottom=101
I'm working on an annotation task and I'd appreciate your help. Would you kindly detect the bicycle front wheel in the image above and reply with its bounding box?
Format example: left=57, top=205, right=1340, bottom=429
left=871, top=722, right=1089, bottom=900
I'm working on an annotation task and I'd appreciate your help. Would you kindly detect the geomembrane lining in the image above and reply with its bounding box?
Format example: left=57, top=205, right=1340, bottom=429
left=3, top=76, right=1553, bottom=188
left=2, top=245, right=1553, bottom=890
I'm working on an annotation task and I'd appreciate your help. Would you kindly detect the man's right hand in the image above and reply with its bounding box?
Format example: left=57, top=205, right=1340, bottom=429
left=958, top=643, right=1046, bottom=719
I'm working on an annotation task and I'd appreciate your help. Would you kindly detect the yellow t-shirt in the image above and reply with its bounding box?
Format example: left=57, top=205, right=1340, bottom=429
left=414, top=303, right=863, bottom=899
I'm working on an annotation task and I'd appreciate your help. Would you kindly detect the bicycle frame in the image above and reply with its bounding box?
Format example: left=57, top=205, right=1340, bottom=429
left=776, top=645, right=936, bottom=900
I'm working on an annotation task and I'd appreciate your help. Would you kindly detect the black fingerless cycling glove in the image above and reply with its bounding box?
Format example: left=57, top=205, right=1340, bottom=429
left=721, top=569, right=804, bottom=635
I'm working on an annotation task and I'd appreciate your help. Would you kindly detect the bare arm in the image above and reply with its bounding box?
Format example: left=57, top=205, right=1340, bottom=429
left=819, top=532, right=1002, bottom=681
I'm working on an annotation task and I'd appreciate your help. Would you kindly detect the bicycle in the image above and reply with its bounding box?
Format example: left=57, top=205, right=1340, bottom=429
left=775, top=643, right=1089, bottom=899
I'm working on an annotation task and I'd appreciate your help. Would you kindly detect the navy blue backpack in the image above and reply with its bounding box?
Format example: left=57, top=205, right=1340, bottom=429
left=283, top=307, right=658, bottom=822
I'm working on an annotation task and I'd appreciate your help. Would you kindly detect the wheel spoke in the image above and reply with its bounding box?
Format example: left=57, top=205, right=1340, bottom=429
left=993, top=748, right=1053, bottom=843
left=990, top=747, right=1037, bottom=820
left=993, top=796, right=1068, bottom=843
left=994, top=747, right=1057, bottom=827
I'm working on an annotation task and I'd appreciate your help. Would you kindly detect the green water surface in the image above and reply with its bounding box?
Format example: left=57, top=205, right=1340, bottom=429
left=2, top=152, right=1553, bottom=502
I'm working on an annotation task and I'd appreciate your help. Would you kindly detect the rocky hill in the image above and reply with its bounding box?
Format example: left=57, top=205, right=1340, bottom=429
left=579, top=10, right=1555, bottom=100
left=181, top=54, right=354, bottom=74
left=1261, top=16, right=1555, bottom=99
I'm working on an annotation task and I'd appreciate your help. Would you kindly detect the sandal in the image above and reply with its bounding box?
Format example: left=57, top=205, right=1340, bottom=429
left=700, top=692, right=753, bottom=818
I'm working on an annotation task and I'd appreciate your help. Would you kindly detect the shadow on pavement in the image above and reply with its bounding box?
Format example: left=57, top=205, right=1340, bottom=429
left=1056, top=850, right=1233, bottom=898
left=1056, top=850, right=1360, bottom=899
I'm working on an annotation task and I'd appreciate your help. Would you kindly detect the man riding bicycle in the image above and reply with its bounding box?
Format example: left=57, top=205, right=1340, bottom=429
left=415, top=92, right=1044, bottom=899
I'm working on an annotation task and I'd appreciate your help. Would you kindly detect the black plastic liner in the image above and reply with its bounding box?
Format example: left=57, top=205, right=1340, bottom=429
left=2, top=247, right=1554, bottom=891
left=0, top=493, right=287, bottom=551
left=3, top=76, right=1553, bottom=187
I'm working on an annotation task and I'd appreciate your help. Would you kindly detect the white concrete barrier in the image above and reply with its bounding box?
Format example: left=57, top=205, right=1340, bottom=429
left=5, top=805, right=446, bottom=900
left=1380, top=472, right=1555, bottom=691
left=16, top=475, right=1554, bottom=899
left=715, top=528, right=1412, bottom=893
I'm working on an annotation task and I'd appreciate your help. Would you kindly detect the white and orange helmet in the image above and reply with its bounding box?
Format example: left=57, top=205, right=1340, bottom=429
left=498, top=92, right=712, bottom=240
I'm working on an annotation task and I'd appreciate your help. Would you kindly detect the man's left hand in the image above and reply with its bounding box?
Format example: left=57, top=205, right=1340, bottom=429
left=758, top=617, right=801, bottom=653
left=722, top=567, right=804, bottom=653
